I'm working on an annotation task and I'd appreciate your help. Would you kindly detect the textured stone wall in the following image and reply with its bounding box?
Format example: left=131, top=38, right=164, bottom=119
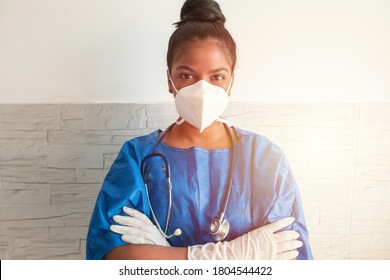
left=0, top=103, right=389, bottom=259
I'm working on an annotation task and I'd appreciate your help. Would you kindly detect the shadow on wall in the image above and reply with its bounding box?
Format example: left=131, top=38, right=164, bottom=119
left=0, top=103, right=389, bottom=259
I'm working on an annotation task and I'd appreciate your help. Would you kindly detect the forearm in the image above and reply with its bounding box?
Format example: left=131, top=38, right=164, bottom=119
left=108, top=209, right=301, bottom=260
left=104, top=243, right=188, bottom=260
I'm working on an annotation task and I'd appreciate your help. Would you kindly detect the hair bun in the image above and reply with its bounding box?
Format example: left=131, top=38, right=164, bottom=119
left=176, top=0, right=226, bottom=26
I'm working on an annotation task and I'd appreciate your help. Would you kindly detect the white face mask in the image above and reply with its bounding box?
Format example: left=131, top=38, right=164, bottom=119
left=169, top=76, right=232, bottom=133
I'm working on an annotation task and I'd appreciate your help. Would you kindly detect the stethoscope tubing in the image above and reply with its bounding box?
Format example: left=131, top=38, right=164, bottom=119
left=220, top=122, right=235, bottom=221
left=141, top=122, right=235, bottom=240
left=141, top=152, right=172, bottom=235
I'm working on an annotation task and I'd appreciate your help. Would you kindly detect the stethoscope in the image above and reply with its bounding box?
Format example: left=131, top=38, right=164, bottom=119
left=141, top=122, right=235, bottom=242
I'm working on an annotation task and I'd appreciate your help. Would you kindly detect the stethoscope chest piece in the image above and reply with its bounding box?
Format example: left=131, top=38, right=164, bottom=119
left=209, top=216, right=230, bottom=241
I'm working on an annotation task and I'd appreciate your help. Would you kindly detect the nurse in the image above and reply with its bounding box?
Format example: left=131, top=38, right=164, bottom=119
left=86, top=0, right=313, bottom=260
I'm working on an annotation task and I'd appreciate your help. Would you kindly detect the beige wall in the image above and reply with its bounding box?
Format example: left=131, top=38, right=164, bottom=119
left=1, top=0, right=389, bottom=104
left=0, top=103, right=389, bottom=259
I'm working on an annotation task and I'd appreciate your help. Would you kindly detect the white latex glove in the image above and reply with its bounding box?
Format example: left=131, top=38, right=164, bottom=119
left=110, top=206, right=170, bottom=247
left=188, top=217, right=302, bottom=260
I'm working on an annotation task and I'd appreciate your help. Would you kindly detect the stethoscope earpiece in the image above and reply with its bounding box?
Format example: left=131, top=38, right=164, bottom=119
left=164, top=227, right=182, bottom=239
left=173, top=228, right=182, bottom=237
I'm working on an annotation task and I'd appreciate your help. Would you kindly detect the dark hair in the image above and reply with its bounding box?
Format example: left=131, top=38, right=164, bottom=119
left=167, top=0, right=237, bottom=71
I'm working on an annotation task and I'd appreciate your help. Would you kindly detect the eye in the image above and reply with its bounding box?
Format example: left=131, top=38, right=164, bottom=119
left=179, top=73, right=195, bottom=80
left=211, top=74, right=225, bottom=81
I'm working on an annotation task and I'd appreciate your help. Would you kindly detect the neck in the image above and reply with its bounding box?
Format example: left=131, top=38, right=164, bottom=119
left=163, top=121, right=232, bottom=150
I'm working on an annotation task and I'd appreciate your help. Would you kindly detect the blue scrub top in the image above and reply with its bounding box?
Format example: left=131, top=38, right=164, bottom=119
left=86, top=127, right=313, bottom=260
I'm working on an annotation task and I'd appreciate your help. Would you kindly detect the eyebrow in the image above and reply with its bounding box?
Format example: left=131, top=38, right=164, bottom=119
left=174, top=66, right=194, bottom=72
left=209, top=67, right=230, bottom=74
left=174, top=66, right=230, bottom=74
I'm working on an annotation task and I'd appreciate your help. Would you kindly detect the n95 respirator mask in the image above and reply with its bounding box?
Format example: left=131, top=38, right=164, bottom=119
left=169, top=77, right=232, bottom=133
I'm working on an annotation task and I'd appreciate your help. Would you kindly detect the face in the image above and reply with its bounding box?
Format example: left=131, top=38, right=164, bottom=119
left=168, top=38, right=234, bottom=96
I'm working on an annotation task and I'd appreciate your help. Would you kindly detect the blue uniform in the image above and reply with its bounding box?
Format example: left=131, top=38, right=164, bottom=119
left=86, top=127, right=313, bottom=260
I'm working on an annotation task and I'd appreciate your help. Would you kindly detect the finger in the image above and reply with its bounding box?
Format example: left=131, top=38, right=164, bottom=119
left=112, top=215, right=141, bottom=227
left=276, top=240, right=303, bottom=254
left=112, top=215, right=131, bottom=226
left=265, top=217, right=295, bottom=233
left=111, top=225, right=160, bottom=245
left=113, top=214, right=148, bottom=229
left=274, top=230, right=300, bottom=242
left=121, top=234, right=154, bottom=245
left=273, top=250, right=299, bottom=260
left=110, top=225, right=141, bottom=236
left=123, top=207, right=154, bottom=226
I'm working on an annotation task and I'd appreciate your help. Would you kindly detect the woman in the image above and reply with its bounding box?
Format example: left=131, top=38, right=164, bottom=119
left=86, top=0, right=313, bottom=260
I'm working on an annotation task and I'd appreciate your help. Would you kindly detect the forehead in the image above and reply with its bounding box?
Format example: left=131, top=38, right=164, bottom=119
left=172, top=38, right=232, bottom=72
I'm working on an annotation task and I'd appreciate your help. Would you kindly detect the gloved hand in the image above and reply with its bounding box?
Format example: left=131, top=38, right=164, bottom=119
left=111, top=207, right=302, bottom=260
left=188, top=217, right=302, bottom=260
left=110, top=206, right=170, bottom=247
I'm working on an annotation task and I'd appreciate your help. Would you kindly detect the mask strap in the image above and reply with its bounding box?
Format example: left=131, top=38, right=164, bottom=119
left=217, top=117, right=227, bottom=123
left=225, top=73, right=234, bottom=95
left=219, top=75, right=233, bottom=124
left=167, top=69, right=179, bottom=94
left=176, top=117, right=185, bottom=125
left=168, top=69, right=184, bottom=126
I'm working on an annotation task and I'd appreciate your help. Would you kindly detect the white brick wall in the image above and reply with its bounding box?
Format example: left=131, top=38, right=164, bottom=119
left=0, top=103, right=389, bottom=259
